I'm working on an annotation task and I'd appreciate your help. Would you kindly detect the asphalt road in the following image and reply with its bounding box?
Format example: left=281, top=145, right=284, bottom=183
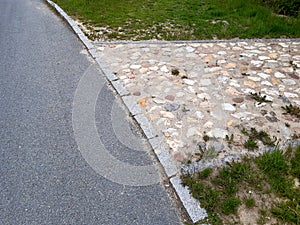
left=0, top=0, right=182, bottom=224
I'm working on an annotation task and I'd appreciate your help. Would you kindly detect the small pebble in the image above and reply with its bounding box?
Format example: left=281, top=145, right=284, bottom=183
left=164, top=103, right=180, bottom=111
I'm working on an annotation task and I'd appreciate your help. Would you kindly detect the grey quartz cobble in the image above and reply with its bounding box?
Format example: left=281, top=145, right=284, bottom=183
left=181, top=159, right=220, bottom=175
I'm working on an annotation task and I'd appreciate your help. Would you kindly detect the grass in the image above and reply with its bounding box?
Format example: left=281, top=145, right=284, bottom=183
left=250, top=92, right=272, bottom=105
left=242, top=127, right=277, bottom=149
left=225, top=134, right=234, bottom=145
left=52, top=0, right=300, bottom=41
left=171, top=68, right=180, bottom=76
left=243, top=138, right=258, bottom=150
left=198, top=146, right=218, bottom=160
left=243, top=197, right=256, bottom=208
left=182, top=146, right=300, bottom=224
left=282, top=104, right=300, bottom=119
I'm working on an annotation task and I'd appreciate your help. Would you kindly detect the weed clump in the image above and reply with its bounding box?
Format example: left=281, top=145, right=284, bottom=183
left=244, top=197, right=256, bottom=208
left=250, top=92, right=272, bottom=104
left=203, top=134, right=210, bottom=142
left=198, top=146, right=218, bottom=160
left=225, top=134, right=234, bottom=145
left=242, top=127, right=277, bottom=148
left=171, top=68, right=179, bottom=76
left=244, top=138, right=258, bottom=150
left=282, top=104, right=300, bottom=119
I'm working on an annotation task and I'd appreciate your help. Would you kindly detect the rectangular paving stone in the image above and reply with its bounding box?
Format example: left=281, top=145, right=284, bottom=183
left=134, top=114, right=157, bottom=139
left=77, top=34, right=94, bottom=50
left=67, top=20, right=77, bottom=29
left=111, top=80, right=129, bottom=96
left=94, top=57, right=118, bottom=81
left=149, top=138, right=177, bottom=178
left=88, top=48, right=98, bottom=59
left=72, top=26, right=84, bottom=36
left=122, top=96, right=142, bottom=116
left=170, top=176, right=207, bottom=223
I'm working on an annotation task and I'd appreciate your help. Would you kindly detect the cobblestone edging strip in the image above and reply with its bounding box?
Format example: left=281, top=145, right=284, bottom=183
left=94, top=37, right=300, bottom=45
left=45, top=0, right=207, bottom=223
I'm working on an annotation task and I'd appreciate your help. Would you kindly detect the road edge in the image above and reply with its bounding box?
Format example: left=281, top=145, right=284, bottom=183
left=45, top=0, right=207, bottom=223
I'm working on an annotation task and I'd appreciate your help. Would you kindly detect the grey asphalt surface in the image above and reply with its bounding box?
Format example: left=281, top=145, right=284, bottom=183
left=0, top=0, right=182, bottom=224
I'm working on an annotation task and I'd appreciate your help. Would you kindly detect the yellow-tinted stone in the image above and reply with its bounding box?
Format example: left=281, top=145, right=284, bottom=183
left=149, top=114, right=159, bottom=121
left=244, top=80, right=258, bottom=89
left=268, top=53, right=278, bottom=59
left=264, top=69, right=273, bottom=74
left=225, top=86, right=242, bottom=95
left=227, top=120, right=234, bottom=127
left=139, top=67, right=148, bottom=74
left=138, top=98, right=147, bottom=107
left=204, top=56, right=213, bottom=63
left=271, top=77, right=281, bottom=85
left=224, top=63, right=236, bottom=69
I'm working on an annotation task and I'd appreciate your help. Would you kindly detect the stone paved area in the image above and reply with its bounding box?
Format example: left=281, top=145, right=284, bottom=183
left=95, top=40, right=300, bottom=169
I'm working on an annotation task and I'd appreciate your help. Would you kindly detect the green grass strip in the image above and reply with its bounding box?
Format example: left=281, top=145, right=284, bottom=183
left=53, top=0, right=300, bottom=41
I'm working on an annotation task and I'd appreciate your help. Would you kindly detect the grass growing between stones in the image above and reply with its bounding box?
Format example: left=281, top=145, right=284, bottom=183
left=241, top=127, right=277, bottom=149
left=250, top=92, right=272, bottom=105
left=282, top=104, right=300, bottom=119
left=182, top=145, right=300, bottom=225
left=52, top=0, right=300, bottom=41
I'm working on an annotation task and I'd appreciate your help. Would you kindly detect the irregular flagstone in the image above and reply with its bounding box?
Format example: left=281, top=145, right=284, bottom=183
left=284, top=92, right=299, bottom=98
left=225, top=86, right=242, bottom=95
left=207, top=128, right=228, bottom=139
left=164, top=103, right=180, bottom=111
left=183, top=79, right=196, bottom=85
left=248, top=76, right=261, bottom=82
left=275, top=71, right=286, bottom=78
left=244, top=80, right=258, bottom=89
left=197, top=93, right=211, bottom=100
left=222, top=103, right=236, bottom=111
left=224, top=62, right=236, bottom=69
left=199, top=79, right=212, bottom=86
left=282, top=79, right=296, bottom=85
left=271, top=77, right=281, bottom=85
left=261, top=80, right=273, bottom=86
